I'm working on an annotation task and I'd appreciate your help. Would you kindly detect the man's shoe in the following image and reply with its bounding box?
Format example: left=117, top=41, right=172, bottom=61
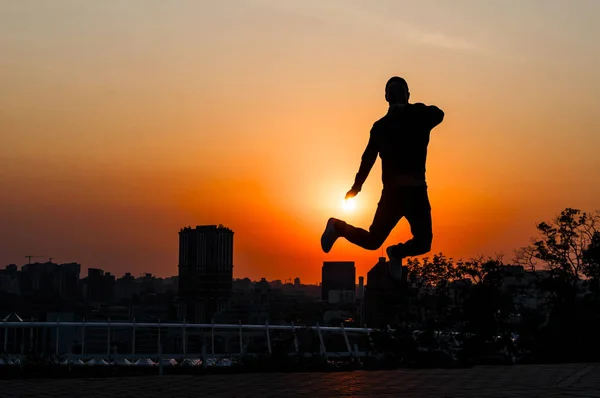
left=321, top=218, right=341, bottom=253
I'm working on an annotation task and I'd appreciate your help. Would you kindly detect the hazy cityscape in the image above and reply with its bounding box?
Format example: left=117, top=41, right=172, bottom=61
left=4, top=211, right=599, bottom=358
left=0, top=224, right=370, bottom=330
left=2, top=0, right=600, bottom=395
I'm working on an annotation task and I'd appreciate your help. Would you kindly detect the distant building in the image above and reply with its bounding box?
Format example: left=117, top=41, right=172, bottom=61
left=19, top=262, right=81, bottom=300
left=178, top=224, right=234, bottom=323
left=321, top=261, right=355, bottom=304
left=364, top=257, right=407, bottom=328
left=114, top=272, right=138, bottom=301
left=496, top=265, right=551, bottom=311
left=357, top=276, right=365, bottom=299
left=0, top=264, right=20, bottom=295
left=357, top=275, right=365, bottom=326
left=60, top=263, right=81, bottom=300
left=84, top=268, right=115, bottom=303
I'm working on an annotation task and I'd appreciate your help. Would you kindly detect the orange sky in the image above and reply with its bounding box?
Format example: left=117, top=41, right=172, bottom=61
left=1, top=1, right=599, bottom=283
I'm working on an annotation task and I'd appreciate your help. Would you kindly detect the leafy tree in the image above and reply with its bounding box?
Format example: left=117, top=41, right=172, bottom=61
left=405, top=253, right=458, bottom=292
left=515, top=208, right=599, bottom=284
left=454, top=255, right=514, bottom=339
left=583, top=231, right=600, bottom=278
left=405, top=253, right=457, bottom=326
left=455, top=255, right=504, bottom=286
left=583, top=231, right=600, bottom=293
left=513, top=208, right=600, bottom=360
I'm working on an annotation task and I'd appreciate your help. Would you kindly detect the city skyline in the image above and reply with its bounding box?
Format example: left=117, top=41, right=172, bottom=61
left=0, top=258, right=325, bottom=287
left=2, top=1, right=600, bottom=282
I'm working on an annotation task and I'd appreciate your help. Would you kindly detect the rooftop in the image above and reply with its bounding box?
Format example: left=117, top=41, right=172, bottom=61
left=180, top=224, right=234, bottom=233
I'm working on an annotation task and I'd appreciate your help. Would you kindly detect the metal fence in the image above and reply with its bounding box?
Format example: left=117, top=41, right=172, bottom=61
left=1, top=320, right=378, bottom=365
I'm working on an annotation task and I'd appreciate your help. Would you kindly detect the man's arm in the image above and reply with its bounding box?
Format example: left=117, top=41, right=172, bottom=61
left=414, top=103, right=444, bottom=130
left=427, top=105, right=444, bottom=129
left=350, top=128, right=378, bottom=194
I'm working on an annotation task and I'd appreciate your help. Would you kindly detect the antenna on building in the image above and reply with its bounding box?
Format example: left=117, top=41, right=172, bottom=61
left=24, top=255, right=45, bottom=264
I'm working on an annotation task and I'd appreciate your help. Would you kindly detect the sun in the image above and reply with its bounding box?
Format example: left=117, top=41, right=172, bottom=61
left=342, top=197, right=356, bottom=212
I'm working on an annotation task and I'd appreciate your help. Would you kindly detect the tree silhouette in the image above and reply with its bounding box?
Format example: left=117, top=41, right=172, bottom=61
left=453, top=256, right=512, bottom=339
left=515, top=208, right=599, bottom=286
left=583, top=231, right=600, bottom=293
left=405, top=253, right=457, bottom=326
left=455, top=255, right=504, bottom=286
left=511, top=208, right=600, bottom=361
left=583, top=231, right=600, bottom=277
left=404, top=254, right=515, bottom=334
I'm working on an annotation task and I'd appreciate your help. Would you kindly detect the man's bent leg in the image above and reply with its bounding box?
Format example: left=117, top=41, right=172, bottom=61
left=342, top=190, right=402, bottom=251
left=391, top=187, right=433, bottom=258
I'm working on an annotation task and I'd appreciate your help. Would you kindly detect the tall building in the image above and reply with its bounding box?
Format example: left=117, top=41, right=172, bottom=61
left=364, top=257, right=408, bottom=328
left=357, top=276, right=365, bottom=326
left=178, top=224, right=234, bottom=323
left=321, top=261, right=355, bottom=304
left=60, top=262, right=81, bottom=300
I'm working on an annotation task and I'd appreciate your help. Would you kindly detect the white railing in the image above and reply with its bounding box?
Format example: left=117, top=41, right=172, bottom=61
left=1, top=320, right=378, bottom=364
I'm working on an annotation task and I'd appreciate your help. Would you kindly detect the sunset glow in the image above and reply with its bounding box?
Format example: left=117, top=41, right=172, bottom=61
left=1, top=0, right=599, bottom=283
left=342, top=198, right=357, bottom=212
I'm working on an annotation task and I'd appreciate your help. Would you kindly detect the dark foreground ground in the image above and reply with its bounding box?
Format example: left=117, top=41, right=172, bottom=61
left=0, top=363, right=599, bottom=397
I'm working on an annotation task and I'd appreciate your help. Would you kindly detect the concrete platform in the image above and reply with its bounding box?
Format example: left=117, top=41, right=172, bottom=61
left=0, top=362, right=599, bottom=397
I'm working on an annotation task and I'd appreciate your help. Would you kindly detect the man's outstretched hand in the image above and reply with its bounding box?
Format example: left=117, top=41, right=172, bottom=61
left=345, top=188, right=359, bottom=200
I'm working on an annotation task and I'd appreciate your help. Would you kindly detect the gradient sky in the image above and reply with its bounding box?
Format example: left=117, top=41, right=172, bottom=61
left=1, top=0, right=599, bottom=283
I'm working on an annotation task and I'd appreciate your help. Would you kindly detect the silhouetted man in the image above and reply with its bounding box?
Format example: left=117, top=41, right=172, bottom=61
left=320, top=76, right=444, bottom=279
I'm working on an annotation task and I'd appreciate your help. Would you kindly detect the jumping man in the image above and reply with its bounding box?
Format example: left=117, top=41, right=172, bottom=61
left=320, top=76, right=444, bottom=279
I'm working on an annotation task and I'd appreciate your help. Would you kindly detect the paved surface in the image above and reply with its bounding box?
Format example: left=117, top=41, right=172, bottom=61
left=1, top=363, right=599, bottom=397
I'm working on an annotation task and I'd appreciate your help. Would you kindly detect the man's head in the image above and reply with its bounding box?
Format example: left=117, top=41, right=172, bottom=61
left=385, top=76, right=409, bottom=105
